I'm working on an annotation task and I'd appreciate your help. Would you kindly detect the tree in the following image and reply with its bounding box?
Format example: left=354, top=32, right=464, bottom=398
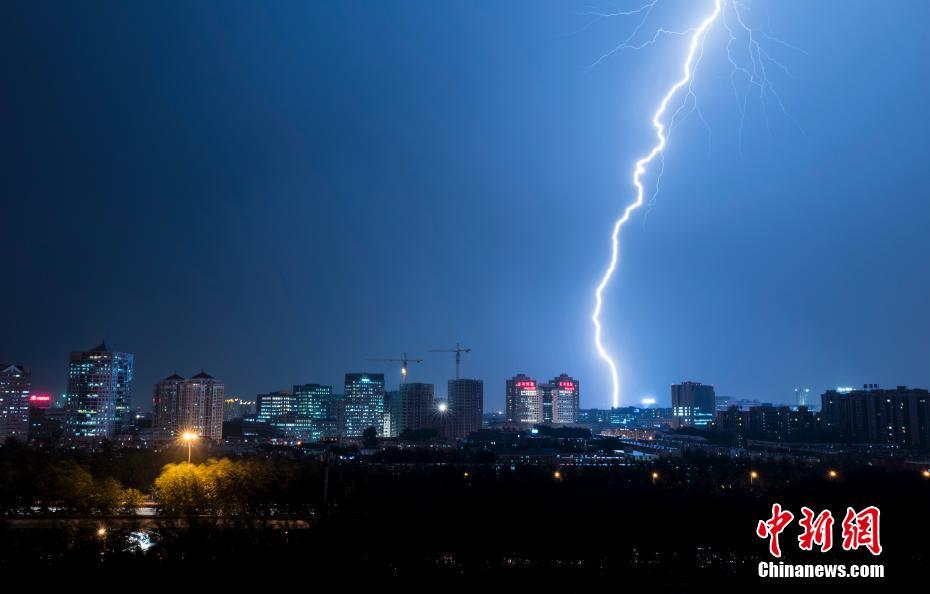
left=362, top=426, right=379, bottom=449
left=121, top=488, right=145, bottom=514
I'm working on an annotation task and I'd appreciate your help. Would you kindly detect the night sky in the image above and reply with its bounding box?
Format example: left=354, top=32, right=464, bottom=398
left=2, top=1, right=929, bottom=411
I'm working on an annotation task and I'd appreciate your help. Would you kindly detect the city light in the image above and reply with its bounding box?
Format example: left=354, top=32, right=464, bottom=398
left=96, top=526, right=107, bottom=538
left=554, top=470, right=562, bottom=480
left=750, top=471, right=758, bottom=486
left=437, top=402, right=448, bottom=413
left=181, top=431, right=198, bottom=464
left=828, top=470, right=838, bottom=479
left=922, top=470, right=930, bottom=479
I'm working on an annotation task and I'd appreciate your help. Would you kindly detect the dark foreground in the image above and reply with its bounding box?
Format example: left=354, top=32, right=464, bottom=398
left=1, top=445, right=927, bottom=589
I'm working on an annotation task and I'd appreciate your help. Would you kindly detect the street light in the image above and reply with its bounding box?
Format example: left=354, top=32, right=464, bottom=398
left=554, top=470, right=562, bottom=480
left=182, top=431, right=198, bottom=464
left=828, top=469, right=838, bottom=479
left=651, top=471, right=659, bottom=485
left=750, top=470, right=758, bottom=486
left=922, top=469, right=930, bottom=479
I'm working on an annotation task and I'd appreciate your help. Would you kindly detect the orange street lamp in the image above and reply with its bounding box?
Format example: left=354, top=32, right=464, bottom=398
left=828, top=469, right=838, bottom=479
left=182, top=431, right=198, bottom=464
left=651, top=471, right=659, bottom=485
left=554, top=470, right=562, bottom=480
left=922, top=469, right=930, bottom=479
left=750, top=470, right=758, bottom=486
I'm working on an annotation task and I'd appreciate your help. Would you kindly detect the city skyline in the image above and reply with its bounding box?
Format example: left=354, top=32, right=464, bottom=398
left=3, top=1, right=930, bottom=410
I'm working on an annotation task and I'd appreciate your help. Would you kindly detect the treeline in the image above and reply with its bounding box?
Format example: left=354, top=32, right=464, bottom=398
left=153, top=458, right=323, bottom=516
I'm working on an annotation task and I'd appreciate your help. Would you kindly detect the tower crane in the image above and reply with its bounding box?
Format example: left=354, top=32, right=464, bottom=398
left=429, top=343, right=471, bottom=380
left=365, top=352, right=423, bottom=384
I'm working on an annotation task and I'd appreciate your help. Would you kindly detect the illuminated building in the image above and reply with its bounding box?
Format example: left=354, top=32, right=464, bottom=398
left=671, top=381, right=715, bottom=428
left=821, top=385, right=930, bottom=448
left=344, top=373, right=384, bottom=438
left=293, top=383, right=333, bottom=419
left=153, top=372, right=225, bottom=442
left=448, top=378, right=483, bottom=439
left=506, top=374, right=540, bottom=424
left=383, top=390, right=401, bottom=437
left=795, top=387, right=811, bottom=408
left=223, top=396, right=255, bottom=421
left=66, top=342, right=133, bottom=441
left=28, top=392, right=52, bottom=410
left=293, top=383, right=338, bottom=440
left=256, top=390, right=293, bottom=421
left=540, top=374, right=580, bottom=424
left=0, top=364, right=31, bottom=442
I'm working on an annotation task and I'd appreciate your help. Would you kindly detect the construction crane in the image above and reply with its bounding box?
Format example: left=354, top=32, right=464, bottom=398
left=429, top=343, right=471, bottom=380
left=365, top=352, right=423, bottom=384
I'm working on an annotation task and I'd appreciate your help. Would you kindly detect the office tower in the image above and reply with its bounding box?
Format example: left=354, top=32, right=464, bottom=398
left=542, top=374, right=580, bottom=424
left=671, top=381, right=715, bottom=428
left=448, top=379, right=483, bottom=439
left=293, top=383, right=338, bottom=440
left=293, top=383, right=333, bottom=419
left=821, top=385, right=930, bottom=448
left=383, top=390, right=402, bottom=438
left=256, top=390, right=294, bottom=421
left=66, top=342, right=134, bottom=441
left=153, top=372, right=225, bottom=441
left=400, top=382, right=435, bottom=434
left=344, top=373, right=384, bottom=437
left=0, top=364, right=31, bottom=442
left=506, top=374, right=541, bottom=424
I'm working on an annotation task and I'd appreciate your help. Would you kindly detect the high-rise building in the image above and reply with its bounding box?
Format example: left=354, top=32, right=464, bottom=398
left=448, top=378, right=483, bottom=439
left=293, top=383, right=338, bottom=440
left=383, top=390, right=402, bottom=438
left=540, top=374, right=580, bottom=424
left=293, top=384, right=333, bottom=419
left=66, top=342, right=134, bottom=441
left=152, top=373, right=184, bottom=439
left=344, top=373, right=385, bottom=437
left=256, top=390, right=294, bottom=421
left=821, top=385, right=930, bottom=448
left=671, top=381, right=715, bottom=428
left=153, top=372, right=225, bottom=442
left=795, top=387, right=811, bottom=408
left=0, top=364, right=31, bottom=442
left=400, top=382, right=435, bottom=434
left=180, top=372, right=225, bottom=442
left=506, top=374, right=541, bottom=424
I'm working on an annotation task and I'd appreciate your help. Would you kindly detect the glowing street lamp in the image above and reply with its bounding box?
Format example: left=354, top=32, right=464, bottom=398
left=182, top=431, right=198, bottom=464
left=828, top=469, right=838, bottom=479
left=553, top=470, right=562, bottom=480
left=437, top=402, right=448, bottom=413
left=750, top=470, right=758, bottom=486
left=651, top=471, right=659, bottom=485
left=922, top=469, right=930, bottom=479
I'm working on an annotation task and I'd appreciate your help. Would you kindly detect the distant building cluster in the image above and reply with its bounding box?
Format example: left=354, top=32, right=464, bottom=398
left=6, top=340, right=930, bottom=454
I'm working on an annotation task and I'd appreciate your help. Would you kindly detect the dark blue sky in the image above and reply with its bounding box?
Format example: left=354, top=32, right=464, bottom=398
left=2, top=1, right=928, bottom=410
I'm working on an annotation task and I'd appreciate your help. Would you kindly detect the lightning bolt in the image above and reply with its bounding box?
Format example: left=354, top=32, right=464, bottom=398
left=592, top=0, right=723, bottom=408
